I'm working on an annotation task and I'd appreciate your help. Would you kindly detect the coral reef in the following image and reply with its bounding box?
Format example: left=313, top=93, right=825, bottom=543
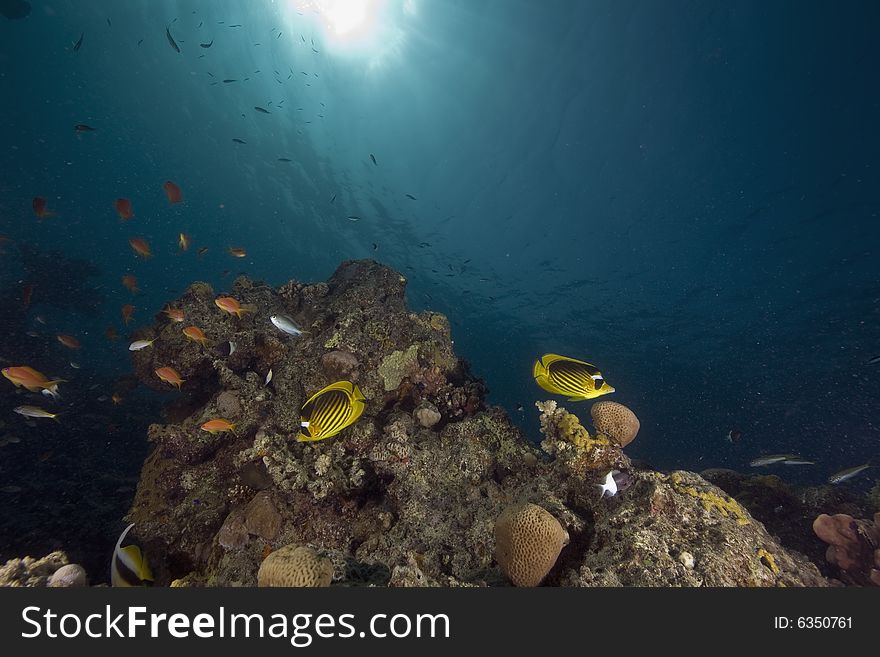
left=590, top=401, right=640, bottom=447
left=813, top=513, right=880, bottom=586
left=495, top=503, right=569, bottom=586
left=108, top=260, right=833, bottom=588
left=0, top=551, right=72, bottom=587
left=701, top=468, right=873, bottom=577
left=536, top=399, right=624, bottom=479
left=257, top=545, right=333, bottom=587
left=48, top=564, right=88, bottom=587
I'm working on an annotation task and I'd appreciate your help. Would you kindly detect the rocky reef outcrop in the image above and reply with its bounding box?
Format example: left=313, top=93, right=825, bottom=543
left=70, top=260, right=838, bottom=586
left=0, top=551, right=86, bottom=587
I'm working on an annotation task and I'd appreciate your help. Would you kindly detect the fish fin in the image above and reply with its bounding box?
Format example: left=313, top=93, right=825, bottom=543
left=567, top=396, right=587, bottom=402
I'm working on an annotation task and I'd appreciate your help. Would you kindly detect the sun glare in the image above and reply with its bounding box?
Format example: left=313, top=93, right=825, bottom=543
left=323, top=0, right=370, bottom=35
left=288, top=0, right=414, bottom=68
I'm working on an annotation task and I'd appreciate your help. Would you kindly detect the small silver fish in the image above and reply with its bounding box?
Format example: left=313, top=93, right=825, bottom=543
left=265, top=369, right=273, bottom=386
left=782, top=458, right=815, bottom=466
left=0, top=485, right=23, bottom=494
left=129, top=339, right=156, bottom=351
left=69, top=361, right=80, bottom=369
left=14, top=406, right=59, bottom=421
left=270, top=314, right=305, bottom=336
left=828, top=463, right=870, bottom=484
left=749, top=454, right=800, bottom=467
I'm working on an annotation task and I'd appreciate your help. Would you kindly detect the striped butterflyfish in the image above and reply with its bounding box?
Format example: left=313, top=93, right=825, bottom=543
left=111, top=523, right=153, bottom=587
left=532, top=353, right=615, bottom=401
left=297, top=380, right=366, bottom=442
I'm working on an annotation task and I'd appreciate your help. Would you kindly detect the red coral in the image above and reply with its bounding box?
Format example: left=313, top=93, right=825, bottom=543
left=813, top=512, right=880, bottom=586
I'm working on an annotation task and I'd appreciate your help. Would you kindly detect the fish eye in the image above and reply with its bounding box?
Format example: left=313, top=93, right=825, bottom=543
left=594, top=378, right=604, bottom=390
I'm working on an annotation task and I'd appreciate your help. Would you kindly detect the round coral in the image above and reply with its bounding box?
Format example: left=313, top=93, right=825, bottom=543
left=257, top=545, right=333, bottom=587
left=47, top=564, right=88, bottom=587
left=590, top=401, right=640, bottom=447
left=494, top=502, right=569, bottom=587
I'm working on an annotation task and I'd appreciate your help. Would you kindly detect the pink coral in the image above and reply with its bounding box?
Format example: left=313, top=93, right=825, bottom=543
left=813, top=512, right=880, bottom=586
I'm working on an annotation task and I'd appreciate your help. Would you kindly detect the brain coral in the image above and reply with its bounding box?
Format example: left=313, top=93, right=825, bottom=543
left=591, top=401, right=640, bottom=447
left=494, top=502, right=569, bottom=587
left=257, top=545, right=333, bottom=587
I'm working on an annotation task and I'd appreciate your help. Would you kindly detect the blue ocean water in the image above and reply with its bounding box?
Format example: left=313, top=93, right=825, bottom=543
left=0, top=0, right=878, bottom=565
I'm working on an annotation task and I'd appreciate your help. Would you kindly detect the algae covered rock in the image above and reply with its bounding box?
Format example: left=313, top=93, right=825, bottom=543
left=378, top=344, right=420, bottom=391
left=414, top=401, right=441, bottom=428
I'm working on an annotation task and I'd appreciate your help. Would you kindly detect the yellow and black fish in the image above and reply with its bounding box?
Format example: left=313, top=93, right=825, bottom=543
left=297, top=381, right=366, bottom=442
left=532, top=353, right=615, bottom=401
left=111, top=523, right=153, bottom=587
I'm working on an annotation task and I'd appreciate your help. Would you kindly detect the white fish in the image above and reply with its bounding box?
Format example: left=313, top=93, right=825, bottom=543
left=41, top=385, right=61, bottom=402
left=270, top=314, right=305, bottom=336
left=265, top=368, right=273, bottom=385
left=129, top=339, right=156, bottom=351
left=598, top=470, right=618, bottom=498
left=69, top=361, right=80, bottom=369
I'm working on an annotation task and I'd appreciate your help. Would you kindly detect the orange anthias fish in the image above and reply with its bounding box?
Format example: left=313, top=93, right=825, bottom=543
left=32, top=197, right=55, bottom=219
left=122, top=304, right=135, bottom=325
left=122, top=274, right=139, bottom=293
left=105, top=325, right=119, bottom=341
left=178, top=232, right=190, bottom=252
left=56, top=334, right=81, bottom=349
left=228, top=247, right=247, bottom=258
left=2, top=366, right=65, bottom=392
left=155, top=366, right=185, bottom=389
left=129, top=238, right=152, bottom=258
left=114, top=198, right=134, bottom=220
left=163, top=180, right=183, bottom=204
left=164, top=307, right=184, bottom=322
left=182, top=325, right=209, bottom=347
left=214, top=296, right=252, bottom=318
left=200, top=418, right=236, bottom=435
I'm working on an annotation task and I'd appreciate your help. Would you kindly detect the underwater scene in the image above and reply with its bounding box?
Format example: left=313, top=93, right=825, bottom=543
left=0, top=0, right=878, bottom=588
